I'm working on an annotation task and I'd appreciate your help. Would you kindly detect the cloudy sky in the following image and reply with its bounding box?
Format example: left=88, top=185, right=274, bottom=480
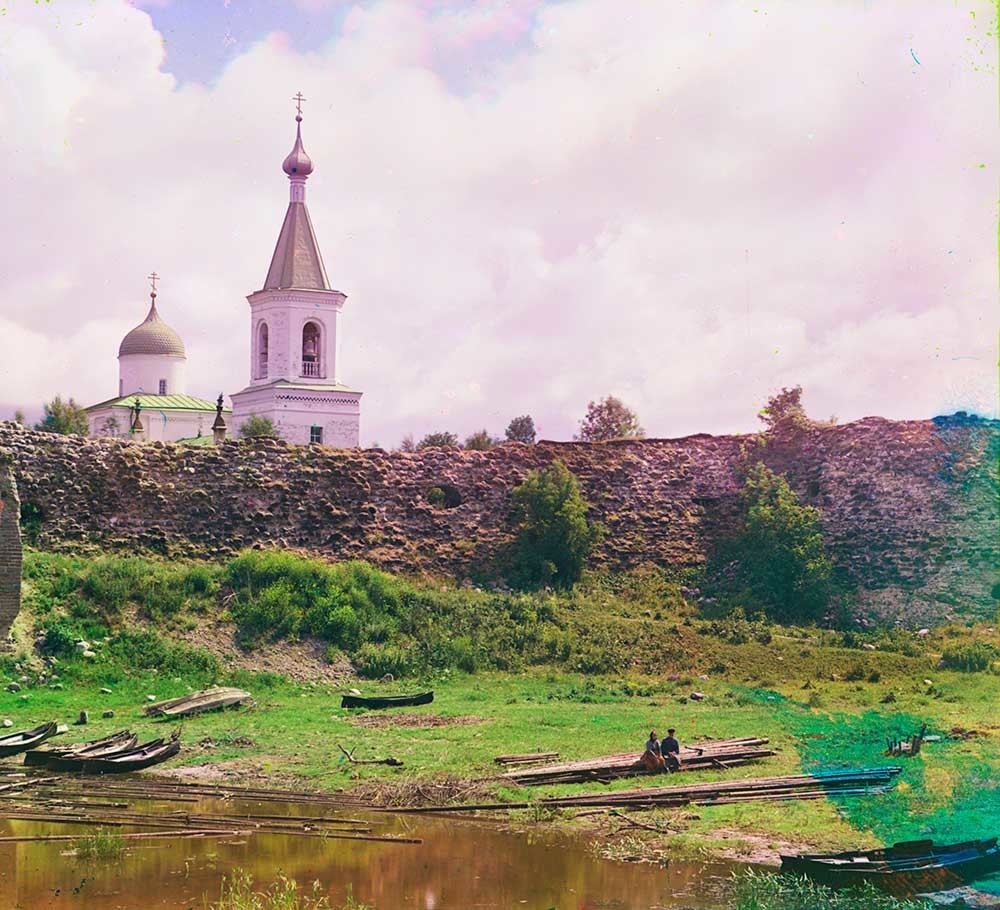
left=0, top=0, right=995, bottom=446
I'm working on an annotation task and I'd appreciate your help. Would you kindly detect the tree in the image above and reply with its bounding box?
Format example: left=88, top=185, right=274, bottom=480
left=504, top=415, right=536, bottom=444
left=464, top=429, right=497, bottom=451
left=34, top=396, right=88, bottom=436
left=239, top=414, right=277, bottom=438
left=509, top=460, right=603, bottom=589
left=576, top=396, right=644, bottom=442
left=98, top=416, right=121, bottom=437
left=732, top=463, right=831, bottom=624
left=398, top=434, right=416, bottom=452
left=758, top=385, right=809, bottom=432
left=417, top=431, right=459, bottom=449
left=13, top=410, right=24, bottom=425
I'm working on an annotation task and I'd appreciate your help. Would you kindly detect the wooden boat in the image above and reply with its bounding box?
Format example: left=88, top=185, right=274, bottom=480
left=145, top=687, right=252, bottom=719
left=341, top=691, right=433, bottom=710
left=24, top=730, right=139, bottom=769
left=78, top=735, right=181, bottom=775
left=780, top=838, right=1000, bottom=895
left=0, top=723, right=59, bottom=758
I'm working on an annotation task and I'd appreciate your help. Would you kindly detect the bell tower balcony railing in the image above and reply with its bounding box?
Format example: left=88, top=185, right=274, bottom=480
left=302, top=360, right=320, bottom=378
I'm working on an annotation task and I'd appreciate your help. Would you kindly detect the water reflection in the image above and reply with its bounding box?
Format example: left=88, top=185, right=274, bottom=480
left=0, top=796, right=734, bottom=909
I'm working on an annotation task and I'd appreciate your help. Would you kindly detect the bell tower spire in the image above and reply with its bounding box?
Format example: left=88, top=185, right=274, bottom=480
left=231, top=96, right=362, bottom=448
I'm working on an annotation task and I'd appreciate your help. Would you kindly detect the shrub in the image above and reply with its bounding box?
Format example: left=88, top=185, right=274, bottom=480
left=417, top=431, right=459, bottom=449
left=723, top=463, right=832, bottom=625
left=508, top=461, right=603, bottom=590
left=104, top=630, right=220, bottom=682
left=758, top=385, right=810, bottom=433
left=353, top=643, right=415, bottom=679
left=239, top=414, right=277, bottom=438
left=940, top=642, right=996, bottom=673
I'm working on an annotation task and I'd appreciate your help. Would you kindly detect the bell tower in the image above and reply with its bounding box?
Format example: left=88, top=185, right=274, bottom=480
left=230, top=95, right=362, bottom=447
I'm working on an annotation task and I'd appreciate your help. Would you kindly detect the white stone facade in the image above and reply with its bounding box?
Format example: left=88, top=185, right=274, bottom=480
left=230, top=383, right=361, bottom=447
left=118, top=352, right=186, bottom=397
left=87, top=402, right=214, bottom=443
left=230, top=111, right=362, bottom=448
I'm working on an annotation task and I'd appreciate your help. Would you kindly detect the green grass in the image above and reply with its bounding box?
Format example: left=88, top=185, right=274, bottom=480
left=75, top=827, right=125, bottom=862
left=207, top=869, right=370, bottom=910
left=10, top=547, right=1000, bottom=873
left=732, top=869, right=930, bottom=909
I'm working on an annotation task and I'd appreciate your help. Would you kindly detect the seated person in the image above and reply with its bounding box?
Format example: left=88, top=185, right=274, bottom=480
left=661, top=728, right=681, bottom=772
left=642, top=731, right=664, bottom=771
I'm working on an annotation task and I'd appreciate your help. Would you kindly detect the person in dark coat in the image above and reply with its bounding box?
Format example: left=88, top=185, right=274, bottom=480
left=661, top=728, right=681, bottom=771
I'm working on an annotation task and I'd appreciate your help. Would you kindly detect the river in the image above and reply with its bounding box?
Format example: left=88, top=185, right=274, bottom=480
left=0, top=793, right=736, bottom=909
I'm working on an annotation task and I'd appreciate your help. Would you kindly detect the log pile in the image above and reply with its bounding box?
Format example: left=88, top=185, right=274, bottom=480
left=399, top=767, right=903, bottom=813
left=0, top=769, right=420, bottom=846
left=493, top=752, right=560, bottom=766
left=498, top=737, right=773, bottom=786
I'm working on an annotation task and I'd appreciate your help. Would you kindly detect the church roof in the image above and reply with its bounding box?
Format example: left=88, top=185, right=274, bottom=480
left=118, top=296, right=186, bottom=358
left=262, top=201, right=331, bottom=291
left=86, top=393, right=229, bottom=413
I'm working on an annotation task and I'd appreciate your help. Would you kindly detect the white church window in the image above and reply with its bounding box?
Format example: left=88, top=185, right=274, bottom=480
left=302, top=322, right=321, bottom=377
left=158, top=379, right=167, bottom=395
left=257, top=322, right=269, bottom=379
left=310, top=426, right=323, bottom=444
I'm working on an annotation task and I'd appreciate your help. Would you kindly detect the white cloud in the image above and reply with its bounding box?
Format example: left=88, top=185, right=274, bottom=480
left=0, top=0, right=995, bottom=444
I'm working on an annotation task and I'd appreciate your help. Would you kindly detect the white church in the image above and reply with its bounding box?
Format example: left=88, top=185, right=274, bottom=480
left=86, top=103, right=362, bottom=448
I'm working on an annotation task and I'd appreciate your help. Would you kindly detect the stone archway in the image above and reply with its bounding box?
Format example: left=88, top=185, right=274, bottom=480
left=0, top=453, right=21, bottom=642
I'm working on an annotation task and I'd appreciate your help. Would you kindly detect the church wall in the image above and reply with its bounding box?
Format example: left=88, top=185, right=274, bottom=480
left=88, top=406, right=211, bottom=443
left=1, top=415, right=996, bottom=628
left=119, top=353, right=187, bottom=397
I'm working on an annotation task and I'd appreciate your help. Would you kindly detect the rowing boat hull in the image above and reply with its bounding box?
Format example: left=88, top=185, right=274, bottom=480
left=0, top=723, right=58, bottom=758
left=781, top=838, right=1000, bottom=895
left=341, top=691, right=434, bottom=710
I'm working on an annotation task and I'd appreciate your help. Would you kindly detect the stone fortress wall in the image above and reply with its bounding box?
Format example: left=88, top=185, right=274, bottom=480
left=0, top=415, right=996, bottom=628
left=0, top=452, right=22, bottom=639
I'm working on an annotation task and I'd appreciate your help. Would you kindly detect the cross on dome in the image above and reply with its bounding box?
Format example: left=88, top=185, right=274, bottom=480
left=293, top=91, right=306, bottom=121
left=147, top=271, right=159, bottom=297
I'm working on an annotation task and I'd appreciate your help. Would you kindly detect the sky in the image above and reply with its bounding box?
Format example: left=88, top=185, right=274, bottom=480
left=0, top=0, right=996, bottom=447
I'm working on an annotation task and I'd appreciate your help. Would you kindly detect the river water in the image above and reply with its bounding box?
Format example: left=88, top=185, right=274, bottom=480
left=0, top=794, right=736, bottom=909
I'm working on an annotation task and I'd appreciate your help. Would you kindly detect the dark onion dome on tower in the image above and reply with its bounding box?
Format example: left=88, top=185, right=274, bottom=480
left=282, top=114, right=314, bottom=177
left=118, top=292, right=186, bottom=358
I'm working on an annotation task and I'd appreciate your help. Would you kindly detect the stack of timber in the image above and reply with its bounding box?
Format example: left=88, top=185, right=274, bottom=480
left=144, top=687, right=252, bottom=718
left=398, top=767, right=903, bottom=813
left=25, top=730, right=138, bottom=770
left=0, top=769, right=421, bottom=847
left=499, top=737, right=774, bottom=785
left=494, top=752, right=560, bottom=767
left=0, top=723, right=59, bottom=759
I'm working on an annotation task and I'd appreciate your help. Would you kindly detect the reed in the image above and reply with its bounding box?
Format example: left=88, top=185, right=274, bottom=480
left=207, top=870, right=372, bottom=910
left=732, top=869, right=931, bottom=910
left=75, top=827, right=125, bottom=862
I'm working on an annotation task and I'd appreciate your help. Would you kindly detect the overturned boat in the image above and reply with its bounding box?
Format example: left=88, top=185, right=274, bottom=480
left=145, top=687, right=252, bottom=718
left=341, top=691, right=434, bottom=710
left=780, top=837, right=1000, bottom=895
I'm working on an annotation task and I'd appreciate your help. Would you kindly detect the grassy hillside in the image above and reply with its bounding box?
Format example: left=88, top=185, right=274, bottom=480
left=5, top=548, right=1000, bottom=869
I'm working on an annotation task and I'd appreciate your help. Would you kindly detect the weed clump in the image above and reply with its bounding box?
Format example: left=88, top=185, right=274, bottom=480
left=75, top=828, right=125, bottom=862
left=940, top=642, right=996, bottom=673
left=732, top=869, right=929, bottom=910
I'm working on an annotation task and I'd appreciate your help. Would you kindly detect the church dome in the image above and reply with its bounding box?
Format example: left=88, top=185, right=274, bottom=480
left=282, top=116, right=314, bottom=177
left=118, top=295, right=186, bottom=358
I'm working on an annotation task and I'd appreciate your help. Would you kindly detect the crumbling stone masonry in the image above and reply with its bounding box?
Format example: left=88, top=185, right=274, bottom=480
left=0, top=451, right=21, bottom=641
left=0, top=415, right=997, bottom=627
